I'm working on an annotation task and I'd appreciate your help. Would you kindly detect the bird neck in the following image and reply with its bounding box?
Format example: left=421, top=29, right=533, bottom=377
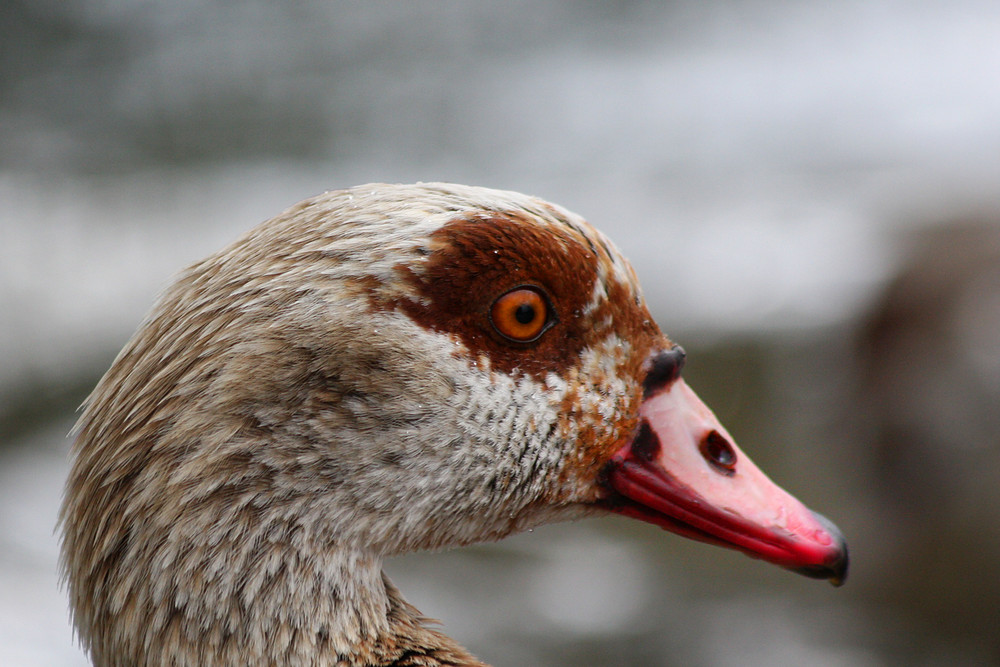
left=110, top=540, right=485, bottom=666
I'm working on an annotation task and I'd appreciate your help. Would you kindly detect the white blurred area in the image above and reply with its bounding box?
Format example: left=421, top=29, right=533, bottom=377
left=3, top=1, right=1000, bottom=665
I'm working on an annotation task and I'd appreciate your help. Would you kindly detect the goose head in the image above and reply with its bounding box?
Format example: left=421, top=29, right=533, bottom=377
left=60, top=183, right=847, bottom=666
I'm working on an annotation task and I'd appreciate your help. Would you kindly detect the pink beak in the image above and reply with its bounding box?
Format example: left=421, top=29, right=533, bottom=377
left=602, top=347, right=848, bottom=585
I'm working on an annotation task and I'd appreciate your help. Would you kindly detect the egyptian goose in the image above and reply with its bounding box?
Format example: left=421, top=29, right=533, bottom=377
left=60, top=183, right=847, bottom=667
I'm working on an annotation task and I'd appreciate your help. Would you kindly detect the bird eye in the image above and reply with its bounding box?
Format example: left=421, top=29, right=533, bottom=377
left=490, top=287, right=553, bottom=342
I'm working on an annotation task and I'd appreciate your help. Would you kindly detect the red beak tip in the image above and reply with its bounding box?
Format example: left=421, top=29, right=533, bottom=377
left=809, top=511, right=849, bottom=586
left=793, top=551, right=848, bottom=587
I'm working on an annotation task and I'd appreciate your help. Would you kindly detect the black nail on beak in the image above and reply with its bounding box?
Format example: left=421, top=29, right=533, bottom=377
left=643, top=345, right=686, bottom=398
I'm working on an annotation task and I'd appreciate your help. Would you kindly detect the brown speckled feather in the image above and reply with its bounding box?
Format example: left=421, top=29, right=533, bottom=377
left=60, top=183, right=665, bottom=666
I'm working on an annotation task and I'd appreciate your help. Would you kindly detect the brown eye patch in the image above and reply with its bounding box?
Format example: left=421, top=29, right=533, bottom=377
left=490, top=287, right=554, bottom=343
left=393, top=210, right=661, bottom=383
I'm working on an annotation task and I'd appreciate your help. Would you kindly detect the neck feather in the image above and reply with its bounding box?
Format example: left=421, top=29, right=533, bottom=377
left=69, top=529, right=485, bottom=666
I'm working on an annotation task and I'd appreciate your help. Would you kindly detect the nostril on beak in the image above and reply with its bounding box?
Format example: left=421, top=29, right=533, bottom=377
left=643, top=345, right=686, bottom=398
left=700, top=430, right=737, bottom=476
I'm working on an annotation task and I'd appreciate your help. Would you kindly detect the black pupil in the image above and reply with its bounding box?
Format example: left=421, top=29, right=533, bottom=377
left=514, top=303, right=536, bottom=324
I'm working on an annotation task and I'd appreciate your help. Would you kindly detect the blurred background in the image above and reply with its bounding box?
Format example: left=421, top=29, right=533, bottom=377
left=2, top=1, right=1000, bottom=665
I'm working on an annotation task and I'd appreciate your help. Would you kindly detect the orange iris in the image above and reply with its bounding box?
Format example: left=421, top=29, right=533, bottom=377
left=490, top=287, right=550, bottom=342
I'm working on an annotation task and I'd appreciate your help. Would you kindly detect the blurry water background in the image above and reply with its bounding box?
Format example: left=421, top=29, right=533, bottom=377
left=3, top=1, right=1000, bottom=665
